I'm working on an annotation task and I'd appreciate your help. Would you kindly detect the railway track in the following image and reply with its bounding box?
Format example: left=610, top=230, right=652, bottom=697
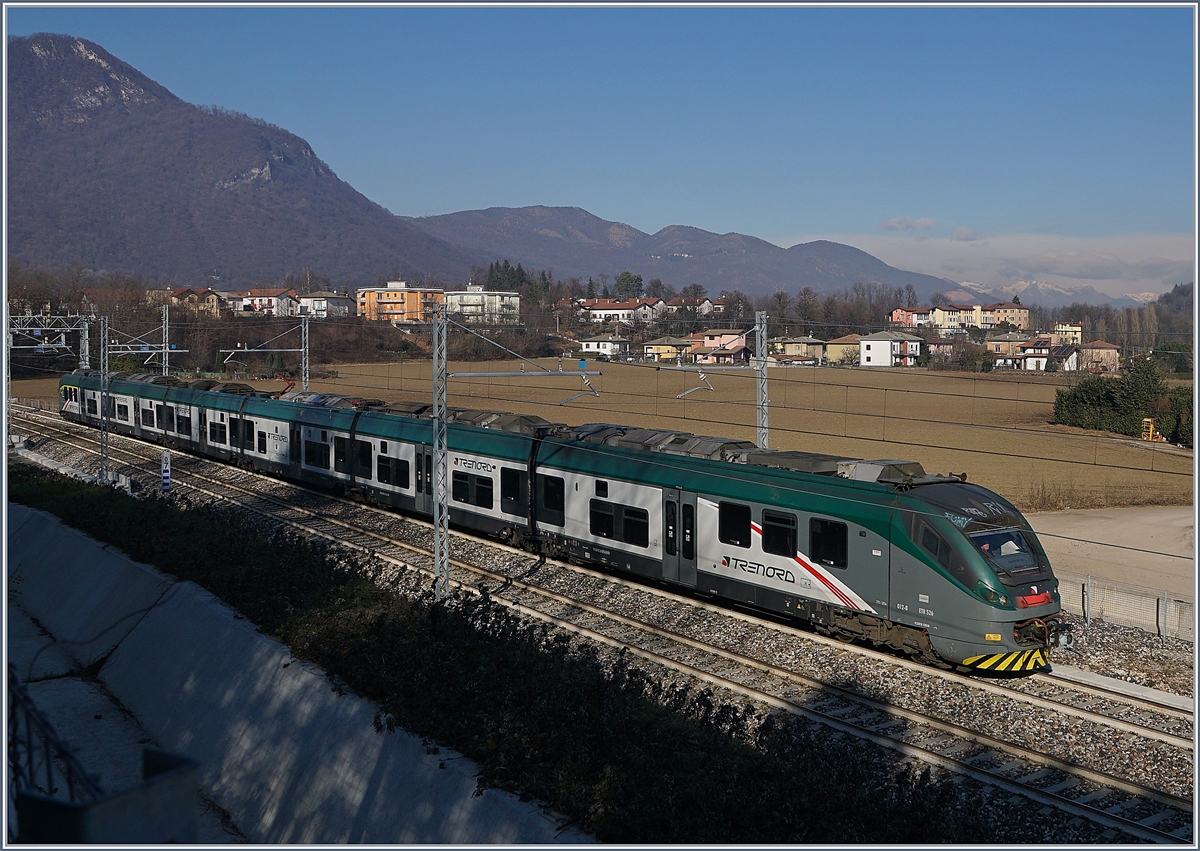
left=10, top=408, right=1196, bottom=842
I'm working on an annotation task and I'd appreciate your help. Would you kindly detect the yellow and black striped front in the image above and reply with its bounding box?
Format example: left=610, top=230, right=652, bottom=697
left=960, top=648, right=1049, bottom=673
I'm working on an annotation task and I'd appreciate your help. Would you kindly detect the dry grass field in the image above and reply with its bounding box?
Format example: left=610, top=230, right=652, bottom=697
left=15, top=361, right=1193, bottom=511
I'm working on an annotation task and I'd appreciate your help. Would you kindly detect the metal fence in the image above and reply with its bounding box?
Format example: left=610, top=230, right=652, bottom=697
left=1056, top=570, right=1194, bottom=642
left=7, top=666, right=104, bottom=840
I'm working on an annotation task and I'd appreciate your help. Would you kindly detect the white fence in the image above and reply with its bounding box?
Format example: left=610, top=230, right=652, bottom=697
left=1056, top=569, right=1194, bottom=642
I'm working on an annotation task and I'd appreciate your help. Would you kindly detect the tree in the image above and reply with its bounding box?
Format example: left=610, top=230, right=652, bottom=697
left=930, top=292, right=949, bottom=308
left=680, top=283, right=708, bottom=301
left=795, top=286, right=823, bottom=329
left=904, top=284, right=919, bottom=308
left=586, top=278, right=597, bottom=299
left=613, top=271, right=643, bottom=299
left=720, top=290, right=755, bottom=323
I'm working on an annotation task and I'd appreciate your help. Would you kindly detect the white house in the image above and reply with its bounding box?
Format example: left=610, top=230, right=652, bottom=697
left=298, top=291, right=355, bottom=318
left=580, top=334, right=631, bottom=359
left=858, top=331, right=922, bottom=367
left=446, top=285, right=521, bottom=324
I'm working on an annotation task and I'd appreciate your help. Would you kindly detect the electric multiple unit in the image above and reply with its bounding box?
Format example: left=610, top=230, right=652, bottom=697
left=60, top=370, right=1071, bottom=673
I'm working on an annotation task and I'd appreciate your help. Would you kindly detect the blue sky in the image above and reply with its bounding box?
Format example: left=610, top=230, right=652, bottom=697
left=5, top=5, right=1196, bottom=297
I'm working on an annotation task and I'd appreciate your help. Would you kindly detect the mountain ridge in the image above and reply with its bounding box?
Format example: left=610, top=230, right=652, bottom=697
left=6, top=33, right=1157, bottom=308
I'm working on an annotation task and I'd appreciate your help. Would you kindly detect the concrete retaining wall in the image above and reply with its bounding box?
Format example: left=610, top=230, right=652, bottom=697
left=7, top=504, right=590, bottom=844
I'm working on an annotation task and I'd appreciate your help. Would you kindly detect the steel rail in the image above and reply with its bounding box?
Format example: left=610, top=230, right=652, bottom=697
left=17, top=408, right=1194, bottom=750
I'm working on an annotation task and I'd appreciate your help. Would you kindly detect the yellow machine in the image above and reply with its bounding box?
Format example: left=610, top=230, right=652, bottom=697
left=1141, top=417, right=1164, bottom=441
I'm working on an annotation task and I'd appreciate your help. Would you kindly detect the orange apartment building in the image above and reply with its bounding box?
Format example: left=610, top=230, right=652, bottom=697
left=357, top=281, right=445, bottom=324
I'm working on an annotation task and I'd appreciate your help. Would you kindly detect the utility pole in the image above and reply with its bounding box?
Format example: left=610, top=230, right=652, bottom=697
left=301, top=315, right=310, bottom=391
left=99, top=316, right=110, bottom=483
left=161, top=305, right=170, bottom=375
left=431, top=302, right=450, bottom=600
left=755, top=310, right=769, bottom=448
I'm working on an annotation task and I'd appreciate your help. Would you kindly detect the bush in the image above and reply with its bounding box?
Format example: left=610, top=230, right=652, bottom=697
left=1053, top=363, right=1193, bottom=447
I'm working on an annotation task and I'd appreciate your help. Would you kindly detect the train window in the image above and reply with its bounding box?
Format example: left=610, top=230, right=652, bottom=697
left=623, top=506, right=649, bottom=548
left=664, top=501, right=677, bottom=556
left=718, top=502, right=752, bottom=549
left=257, top=431, right=267, bottom=453
left=155, top=405, right=174, bottom=432
left=920, top=524, right=952, bottom=569
left=542, top=475, right=565, bottom=512
left=177, top=414, right=192, bottom=436
left=304, top=440, right=330, bottom=469
left=538, top=475, right=566, bottom=527
left=116, top=403, right=129, bottom=422
left=682, top=504, right=695, bottom=560
left=762, top=510, right=797, bottom=557
left=590, top=500, right=615, bottom=539
left=475, top=476, right=493, bottom=510
left=86, top=398, right=97, bottom=415
left=209, top=422, right=227, bottom=444
left=810, top=518, right=848, bottom=569
left=377, top=456, right=410, bottom=488
left=500, top=468, right=526, bottom=516
left=425, top=456, right=432, bottom=495
left=416, top=454, right=424, bottom=492
left=380, top=441, right=387, bottom=454
left=141, top=407, right=155, bottom=427
left=355, top=440, right=372, bottom=477
left=334, top=437, right=350, bottom=473
left=595, top=480, right=608, bottom=498
left=452, top=471, right=471, bottom=503
left=242, top=420, right=255, bottom=449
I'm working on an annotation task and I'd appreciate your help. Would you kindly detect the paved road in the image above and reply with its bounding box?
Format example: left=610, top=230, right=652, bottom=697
left=1027, top=506, right=1195, bottom=600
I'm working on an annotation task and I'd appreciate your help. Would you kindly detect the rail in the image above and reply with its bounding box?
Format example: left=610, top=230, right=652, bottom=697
left=1057, top=570, right=1194, bottom=642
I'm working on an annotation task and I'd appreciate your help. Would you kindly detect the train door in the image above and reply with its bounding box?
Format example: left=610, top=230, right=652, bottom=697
left=413, top=446, right=434, bottom=516
left=288, top=424, right=302, bottom=473
left=679, top=491, right=698, bottom=587
left=662, top=488, right=680, bottom=582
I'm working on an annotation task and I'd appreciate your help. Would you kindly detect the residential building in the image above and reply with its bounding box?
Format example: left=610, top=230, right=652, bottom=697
left=580, top=333, right=631, bottom=359
left=664, top=296, right=715, bottom=316
left=889, top=306, right=935, bottom=329
left=1053, top=323, right=1083, bottom=345
left=445, top=285, right=521, bottom=324
left=225, top=288, right=301, bottom=317
left=981, top=302, right=1029, bottom=330
left=170, top=288, right=225, bottom=317
left=689, top=329, right=750, bottom=365
left=578, top=297, right=666, bottom=324
left=931, top=304, right=983, bottom=335
left=1017, top=338, right=1077, bottom=371
left=643, top=336, right=693, bottom=363
left=923, top=337, right=959, bottom=359
left=858, top=331, right=922, bottom=367
left=1079, top=340, right=1121, bottom=373
left=298, top=291, right=355, bottom=319
left=770, top=336, right=826, bottom=359
left=987, top=331, right=1033, bottom=368
left=824, top=334, right=862, bottom=364
left=357, top=281, right=445, bottom=324
left=894, top=302, right=1029, bottom=334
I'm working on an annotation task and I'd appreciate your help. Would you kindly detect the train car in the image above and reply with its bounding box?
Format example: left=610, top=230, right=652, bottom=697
left=60, top=370, right=1071, bottom=674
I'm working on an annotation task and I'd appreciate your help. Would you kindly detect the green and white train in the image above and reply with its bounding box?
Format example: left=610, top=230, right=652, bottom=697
left=60, top=370, right=1072, bottom=673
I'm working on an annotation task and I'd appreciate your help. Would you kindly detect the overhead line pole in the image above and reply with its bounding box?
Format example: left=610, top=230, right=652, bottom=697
left=431, top=302, right=450, bottom=601
left=99, top=316, right=110, bottom=483
left=756, top=311, right=769, bottom=448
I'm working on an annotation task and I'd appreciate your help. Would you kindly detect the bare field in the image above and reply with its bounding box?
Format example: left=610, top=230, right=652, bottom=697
left=16, top=362, right=1193, bottom=510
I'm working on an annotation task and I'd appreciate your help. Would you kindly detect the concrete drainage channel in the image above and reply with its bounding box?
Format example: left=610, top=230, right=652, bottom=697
left=7, top=501, right=591, bottom=844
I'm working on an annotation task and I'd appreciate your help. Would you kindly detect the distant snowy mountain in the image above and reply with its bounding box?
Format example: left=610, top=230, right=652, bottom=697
left=948, top=279, right=1141, bottom=308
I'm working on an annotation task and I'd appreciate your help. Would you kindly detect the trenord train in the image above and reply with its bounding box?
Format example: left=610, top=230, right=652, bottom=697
left=60, top=370, right=1071, bottom=673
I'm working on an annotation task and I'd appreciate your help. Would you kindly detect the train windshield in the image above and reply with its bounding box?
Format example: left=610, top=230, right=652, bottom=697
left=967, top=528, right=1047, bottom=580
